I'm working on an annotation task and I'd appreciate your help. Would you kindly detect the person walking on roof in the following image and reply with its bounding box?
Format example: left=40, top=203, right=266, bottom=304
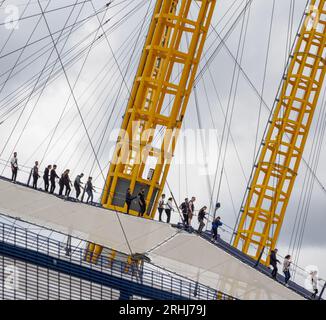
left=188, top=196, right=196, bottom=227
left=32, top=161, right=40, bottom=189
left=270, top=248, right=280, bottom=280
left=59, top=169, right=70, bottom=197
left=85, top=177, right=95, bottom=204
left=311, top=271, right=319, bottom=299
left=58, top=171, right=66, bottom=196
left=10, top=152, right=18, bottom=183
left=43, top=165, right=52, bottom=192
left=138, top=188, right=146, bottom=217
left=283, top=255, right=292, bottom=286
left=179, top=198, right=190, bottom=227
left=125, top=188, right=137, bottom=214
left=63, top=169, right=72, bottom=198
left=158, top=194, right=166, bottom=222
left=74, top=173, right=84, bottom=200
left=165, top=197, right=173, bottom=224
left=212, top=216, right=222, bottom=242
left=50, top=165, right=59, bottom=194
left=197, top=206, right=208, bottom=234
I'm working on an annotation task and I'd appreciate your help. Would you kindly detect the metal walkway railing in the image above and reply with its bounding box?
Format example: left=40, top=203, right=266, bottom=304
left=185, top=225, right=325, bottom=300
left=0, top=218, right=236, bottom=300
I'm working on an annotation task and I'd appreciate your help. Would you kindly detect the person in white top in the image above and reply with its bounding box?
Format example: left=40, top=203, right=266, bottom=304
left=165, top=197, right=174, bottom=223
left=283, top=255, right=292, bottom=286
left=10, top=152, right=18, bottom=183
left=158, top=194, right=166, bottom=222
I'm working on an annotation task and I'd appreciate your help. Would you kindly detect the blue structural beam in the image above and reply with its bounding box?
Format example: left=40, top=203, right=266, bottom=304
left=0, top=241, right=187, bottom=300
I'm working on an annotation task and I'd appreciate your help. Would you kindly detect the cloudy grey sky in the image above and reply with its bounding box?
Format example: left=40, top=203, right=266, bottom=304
left=0, top=0, right=325, bottom=285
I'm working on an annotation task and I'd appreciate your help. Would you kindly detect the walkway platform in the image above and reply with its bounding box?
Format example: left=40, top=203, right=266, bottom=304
left=0, top=177, right=309, bottom=300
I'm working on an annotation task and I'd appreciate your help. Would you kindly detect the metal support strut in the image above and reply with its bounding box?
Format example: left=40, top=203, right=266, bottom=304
left=101, top=0, right=217, bottom=219
left=234, top=0, right=326, bottom=264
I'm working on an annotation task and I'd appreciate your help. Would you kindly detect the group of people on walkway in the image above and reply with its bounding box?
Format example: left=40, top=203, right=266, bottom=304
left=9, top=153, right=322, bottom=298
left=179, top=197, right=223, bottom=241
left=125, top=190, right=224, bottom=242
left=10, top=152, right=96, bottom=204
left=125, top=188, right=147, bottom=217
left=269, top=248, right=319, bottom=298
left=157, top=194, right=173, bottom=223
left=270, top=249, right=292, bottom=286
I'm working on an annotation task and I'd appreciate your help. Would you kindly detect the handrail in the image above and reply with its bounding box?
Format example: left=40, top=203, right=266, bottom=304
left=0, top=217, right=235, bottom=300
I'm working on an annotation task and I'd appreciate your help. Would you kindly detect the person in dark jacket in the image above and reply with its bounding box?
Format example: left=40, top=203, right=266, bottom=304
left=85, top=177, right=95, bottom=204
left=59, top=169, right=70, bottom=197
left=270, top=248, right=280, bottom=279
left=138, top=188, right=146, bottom=217
left=212, top=216, right=222, bottom=241
left=179, top=198, right=189, bottom=227
left=50, top=165, right=59, bottom=194
left=63, top=169, right=72, bottom=197
left=43, top=165, right=52, bottom=192
left=197, top=206, right=208, bottom=234
left=125, top=188, right=137, bottom=214
left=32, top=161, right=40, bottom=189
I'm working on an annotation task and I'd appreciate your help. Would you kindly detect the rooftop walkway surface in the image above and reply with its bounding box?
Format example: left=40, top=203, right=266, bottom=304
left=0, top=176, right=317, bottom=300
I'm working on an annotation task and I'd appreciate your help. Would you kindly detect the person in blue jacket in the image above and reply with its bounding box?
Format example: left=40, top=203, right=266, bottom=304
left=212, top=216, right=222, bottom=242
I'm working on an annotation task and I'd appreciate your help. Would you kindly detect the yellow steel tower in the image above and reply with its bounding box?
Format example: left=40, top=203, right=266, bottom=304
left=101, top=0, right=216, bottom=218
left=234, top=0, right=326, bottom=264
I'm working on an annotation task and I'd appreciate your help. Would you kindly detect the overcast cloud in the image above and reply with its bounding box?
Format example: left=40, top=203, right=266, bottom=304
left=0, top=0, right=325, bottom=285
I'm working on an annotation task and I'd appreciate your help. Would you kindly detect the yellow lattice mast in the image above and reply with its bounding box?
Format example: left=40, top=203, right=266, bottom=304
left=233, top=0, right=326, bottom=264
left=101, top=0, right=216, bottom=218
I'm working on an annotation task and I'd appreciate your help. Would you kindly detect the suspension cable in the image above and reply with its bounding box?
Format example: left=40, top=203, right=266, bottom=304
left=39, top=0, right=109, bottom=166
left=0, top=3, right=109, bottom=60
left=209, top=0, right=251, bottom=214
left=252, top=0, right=275, bottom=165
left=0, top=0, right=149, bottom=121
left=50, top=5, right=151, bottom=173
left=36, top=0, right=138, bottom=256
left=0, top=0, right=92, bottom=27
left=0, top=0, right=32, bottom=58
left=0, top=0, right=53, bottom=98
left=0, top=0, right=84, bottom=172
